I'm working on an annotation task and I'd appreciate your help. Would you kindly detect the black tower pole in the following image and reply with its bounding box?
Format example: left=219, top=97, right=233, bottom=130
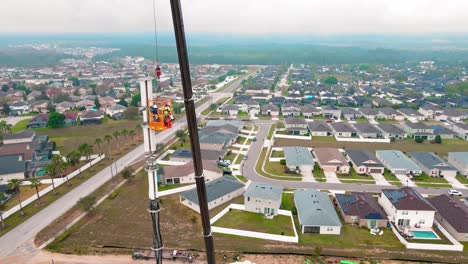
left=169, top=0, right=216, bottom=263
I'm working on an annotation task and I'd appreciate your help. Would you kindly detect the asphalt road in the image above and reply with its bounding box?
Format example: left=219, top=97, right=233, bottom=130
left=243, top=122, right=468, bottom=196
left=0, top=71, right=257, bottom=258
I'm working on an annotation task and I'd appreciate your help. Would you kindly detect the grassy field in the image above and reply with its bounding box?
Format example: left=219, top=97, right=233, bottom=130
left=313, top=164, right=326, bottom=182
left=456, top=174, right=468, bottom=184
left=339, top=180, right=376, bottom=184
left=234, top=154, right=244, bottom=164
left=37, top=118, right=141, bottom=154
left=280, top=193, right=295, bottom=212
left=11, top=118, right=31, bottom=133
left=255, top=148, right=301, bottom=181
left=274, top=138, right=468, bottom=157
left=1, top=184, right=50, bottom=210
left=412, top=173, right=449, bottom=184
left=311, top=136, right=336, bottom=142
left=43, top=171, right=468, bottom=263
left=263, top=150, right=301, bottom=177
left=415, top=183, right=452, bottom=188
left=213, top=209, right=295, bottom=236
left=383, top=169, right=399, bottom=181
left=270, top=150, right=284, bottom=158
left=267, top=125, right=275, bottom=140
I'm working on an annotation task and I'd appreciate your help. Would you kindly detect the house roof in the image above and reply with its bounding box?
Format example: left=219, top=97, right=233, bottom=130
left=341, top=107, right=359, bottom=115
left=359, top=107, right=379, bottom=115
left=313, top=148, right=347, bottom=166
left=307, top=121, right=332, bottom=132
left=180, top=176, right=244, bottom=205
left=381, top=187, right=435, bottom=211
left=301, top=104, right=320, bottom=113
left=244, top=182, right=283, bottom=201
left=433, top=126, right=456, bottom=135
left=294, top=189, right=342, bottom=227
left=376, top=123, right=405, bottom=134
left=284, top=146, right=314, bottom=166
left=109, top=104, right=127, bottom=111
left=376, top=150, right=421, bottom=171
left=409, top=152, right=457, bottom=171
left=0, top=142, right=35, bottom=160
left=428, top=194, right=468, bottom=233
left=161, top=160, right=221, bottom=180
left=28, top=114, right=49, bottom=124
left=206, top=120, right=243, bottom=130
left=223, top=104, right=239, bottom=111
left=404, top=122, right=430, bottom=130
left=443, top=108, right=466, bottom=117
left=398, top=108, right=424, bottom=117
left=3, top=129, right=35, bottom=141
left=330, top=122, right=357, bottom=133
left=346, top=149, right=383, bottom=168
left=379, top=107, right=399, bottom=116
left=261, top=104, right=279, bottom=112
left=448, top=152, right=468, bottom=164
left=81, top=110, right=103, bottom=119
left=353, top=123, right=380, bottom=134
left=63, top=111, right=79, bottom=120
left=322, top=105, right=340, bottom=111
left=285, top=117, right=306, bottom=125
left=56, top=101, right=75, bottom=108
left=282, top=103, right=300, bottom=110
left=0, top=155, right=26, bottom=175
left=336, top=192, right=387, bottom=220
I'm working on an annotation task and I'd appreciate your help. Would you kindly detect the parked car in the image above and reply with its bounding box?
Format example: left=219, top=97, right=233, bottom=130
left=448, top=190, right=462, bottom=196
left=223, top=169, right=233, bottom=175
left=217, top=160, right=231, bottom=167
left=326, top=119, right=334, bottom=123
left=242, top=155, right=248, bottom=160
left=252, top=137, right=257, bottom=142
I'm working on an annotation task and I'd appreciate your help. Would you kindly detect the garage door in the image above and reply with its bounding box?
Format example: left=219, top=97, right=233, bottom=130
left=304, top=226, right=320, bottom=234
left=322, top=166, right=336, bottom=172
left=370, top=168, right=383, bottom=173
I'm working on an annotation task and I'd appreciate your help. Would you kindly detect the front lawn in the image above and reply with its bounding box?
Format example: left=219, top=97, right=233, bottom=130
left=313, top=164, right=326, bottom=182
left=415, top=183, right=452, bottom=188
left=456, top=174, right=468, bottom=184
left=412, top=173, right=449, bottom=184
left=11, top=118, right=31, bottom=133
left=280, top=193, right=296, bottom=212
left=339, top=180, right=376, bottom=184
left=213, top=209, right=295, bottom=236
left=383, top=169, right=399, bottom=181
left=337, top=168, right=372, bottom=180
left=270, top=150, right=284, bottom=158
left=267, top=125, right=276, bottom=140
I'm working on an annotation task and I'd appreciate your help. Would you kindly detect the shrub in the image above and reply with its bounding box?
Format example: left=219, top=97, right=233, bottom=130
left=280, top=159, right=286, bottom=165
left=415, top=137, right=424, bottom=143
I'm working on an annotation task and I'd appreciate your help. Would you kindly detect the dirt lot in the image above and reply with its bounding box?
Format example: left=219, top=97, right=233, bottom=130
left=42, top=173, right=468, bottom=264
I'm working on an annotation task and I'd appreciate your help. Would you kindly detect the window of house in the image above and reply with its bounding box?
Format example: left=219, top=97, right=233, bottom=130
left=247, top=197, right=250, bottom=201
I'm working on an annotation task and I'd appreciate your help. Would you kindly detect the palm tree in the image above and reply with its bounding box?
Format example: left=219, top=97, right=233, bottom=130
left=8, top=179, right=24, bottom=216
left=78, top=143, right=93, bottom=161
left=113, top=131, right=121, bottom=152
left=29, top=178, right=43, bottom=205
left=95, top=138, right=103, bottom=155
left=60, top=160, right=71, bottom=186
left=121, top=129, right=128, bottom=148
left=135, top=124, right=142, bottom=140
left=128, top=130, right=136, bottom=142
left=45, top=163, right=58, bottom=195
left=104, top=134, right=112, bottom=159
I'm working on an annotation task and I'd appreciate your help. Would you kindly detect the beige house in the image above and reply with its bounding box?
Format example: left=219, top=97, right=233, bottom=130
left=313, top=148, right=349, bottom=174
left=160, top=161, right=222, bottom=185
left=428, top=195, right=468, bottom=242
left=244, top=183, right=283, bottom=216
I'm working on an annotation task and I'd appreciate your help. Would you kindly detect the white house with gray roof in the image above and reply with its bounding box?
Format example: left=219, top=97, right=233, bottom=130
left=409, top=152, right=457, bottom=178
left=346, top=149, right=385, bottom=175
left=283, top=146, right=314, bottom=174
left=376, top=123, right=405, bottom=140
left=180, top=176, right=244, bottom=213
left=294, top=189, right=342, bottom=234
left=448, top=152, right=468, bottom=176
left=376, top=150, right=422, bottom=176
left=244, top=183, right=283, bottom=217
left=307, top=121, right=332, bottom=136
left=353, top=123, right=381, bottom=138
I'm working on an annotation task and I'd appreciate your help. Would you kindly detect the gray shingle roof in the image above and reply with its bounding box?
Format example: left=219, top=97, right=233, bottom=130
left=206, top=120, right=243, bottom=130
left=0, top=155, right=26, bottom=175
left=180, top=176, right=244, bottom=205
left=307, top=121, right=332, bottom=132
left=294, top=189, right=342, bottom=227
left=244, top=182, right=283, bottom=201
left=428, top=194, right=468, bottom=233
left=353, top=123, right=380, bottom=134
left=376, top=150, right=421, bottom=171
left=330, top=122, right=357, bottom=133
left=409, top=152, right=457, bottom=171
left=359, top=107, right=379, bottom=115
left=285, top=117, right=306, bottom=125
left=284, top=146, right=314, bottom=166
left=346, top=149, right=383, bottom=168
left=448, top=152, right=468, bottom=165
left=3, top=129, right=35, bottom=141
left=404, top=122, right=430, bottom=130
left=377, top=123, right=405, bottom=134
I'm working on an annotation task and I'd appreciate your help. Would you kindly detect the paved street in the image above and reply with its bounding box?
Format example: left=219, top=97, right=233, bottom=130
left=0, top=70, right=256, bottom=258
left=242, top=122, right=468, bottom=196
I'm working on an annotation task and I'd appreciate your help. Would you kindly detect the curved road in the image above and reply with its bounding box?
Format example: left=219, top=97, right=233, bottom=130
left=243, top=122, right=468, bottom=196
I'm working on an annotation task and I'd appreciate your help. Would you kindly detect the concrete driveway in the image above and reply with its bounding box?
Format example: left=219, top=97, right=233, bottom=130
left=370, top=173, right=391, bottom=186
left=0, top=116, right=33, bottom=126
left=324, top=171, right=341, bottom=183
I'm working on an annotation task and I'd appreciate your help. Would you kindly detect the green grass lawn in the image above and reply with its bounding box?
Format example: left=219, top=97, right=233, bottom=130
left=383, top=169, right=399, bottom=181
left=235, top=175, right=248, bottom=183
left=388, top=181, right=403, bottom=186
left=415, top=183, right=452, bottom=188
left=267, top=125, right=276, bottom=140
left=235, top=154, right=244, bottom=164
left=280, top=193, right=296, bottom=212
left=237, top=136, right=247, bottom=144
left=255, top=148, right=301, bottom=181
left=412, top=173, right=449, bottom=184
left=339, top=180, right=376, bottom=184
left=213, top=209, right=295, bottom=236
left=270, top=150, right=284, bottom=158
left=11, top=118, right=31, bottom=133
left=456, top=174, right=468, bottom=184
left=311, top=136, right=336, bottom=142
left=313, top=164, right=326, bottom=182
left=337, top=168, right=372, bottom=180
left=162, top=153, right=171, bottom=161
left=224, top=152, right=237, bottom=162
left=354, top=117, right=368, bottom=123
left=158, top=183, right=190, bottom=192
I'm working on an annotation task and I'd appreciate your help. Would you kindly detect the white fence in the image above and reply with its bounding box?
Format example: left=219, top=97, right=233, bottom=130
left=210, top=203, right=299, bottom=243
left=269, top=147, right=284, bottom=162
left=1, top=154, right=105, bottom=220
left=274, top=134, right=311, bottom=140
left=389, top=222, right=463, bottom=251
left=335, top=137, right=391, bottom=143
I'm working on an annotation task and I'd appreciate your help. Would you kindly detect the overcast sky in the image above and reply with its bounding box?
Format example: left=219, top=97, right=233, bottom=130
left=1, top=0, right=467, bottom=34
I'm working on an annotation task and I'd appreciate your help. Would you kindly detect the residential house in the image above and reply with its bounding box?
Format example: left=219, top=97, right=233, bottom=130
left=359, top=108, right=379, bottom=120
left=379, top=187, right=435, bottom=228
left=346, top=149, right=385, bottom=175
left=313, top=148, right=350, bottom=174
left=0, top=154, right=26, bottom=182
left=447, top=152, right=468, bottom=176
left=179, top=176, right=244, bottom=213
left=56, top=101, right=75, bottom=113
left=245, top=100, right=260, bottom=116
left=105, top=104, right=127, bottom=120
left=261, top=104, right=279, bottom=117
left=409, top=152, right=457, bottom=178
left=418, top=104, right=442, bottom=119
left=373, top=98, right=392, bottom=108
left=307, top=121, right=332, bottom=136
left=433, top=126, right=457, bottom=139
left=378, top=107, right=404, bottom=121
left=244, top=183, right=283, bottom=216
left=284, top=117, right=308, bottom=135
left=76, top=99, right=95, bottom=110
left=281, top=103, right=301, bottom=117
left=99, top=96, right=116, bottom=110
left=353, top=123, right=381, bottom=138
left=80, top=110, right=104, bottom=125
left=26, top=91, right=42, bottom=101
left=2, top=130, right=35, bottom=145
left=428, top=195, right=468, bottom=242
left=336, top=192, right=388, bottom=228
left=321, top=105, right=341, bottom=119
left=63, top=112, right=78, bottom=126
left=301, top=104, right=321, bottom=119
left=170, top=148, right=193, bottom=163
left=398, top=108, right=425, bottom=122
left=283, top=146, right=314, bottom=174
left=9, top=101, right=30, bottom=116
left=376, top=150, right=422, bottom=176
left=27, top=114, right=49, bottom=128
left=452, top=123, right=468, bottom=140
left=402, top=122, right=435, bottom=140
left=330, top=122, right=358, bottom=137
left=222, top=104, right=239, bottom=117
left=294, top=189, right=342, bottom=234
left=376, top=123, right=405, bottom=140
left=440, top=109, right=467, bottom=122
left=160, top=160, right=221, bottom=185
left=29, top=100, right=50, bottom=113
left=341, top=108, right=361, bottom=120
